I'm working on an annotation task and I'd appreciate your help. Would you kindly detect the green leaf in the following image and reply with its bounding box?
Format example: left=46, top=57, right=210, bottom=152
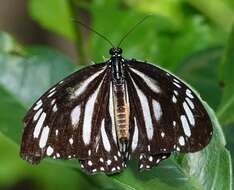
left=223, top=124, right=234, bottom=189
left=0, top=33, right=76, bottom=143
left=0, top=134, right=101, bottom=190
left=0, top=32, right=231, bottom=190
left=0, top=32, right=23, bottom=54
left=90, top=1, right=225, bottom=71
left=28, top=0, right=75, bottom=40
left=125, top=0, right=234, bottom=33
left=217, top=25, right=234, bottom=125
left=0, top=47, right=76, bottom=108
left=176, top=47, right=224, bottom=110
left=186, top=0, right=234, bottom=32
left=109, top=105, right=232, bottom=190
left=124, top=0, right=184, bottom=29
left=0, top=88, right=25, bottom=144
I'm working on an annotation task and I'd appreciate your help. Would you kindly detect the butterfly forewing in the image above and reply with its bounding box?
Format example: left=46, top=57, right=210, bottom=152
left=125, top=59, right=213, bottom=161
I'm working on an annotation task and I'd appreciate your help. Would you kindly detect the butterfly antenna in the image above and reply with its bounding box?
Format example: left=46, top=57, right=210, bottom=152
left=72, top=19, right=115, bottom=48
left=117, top=14, right=152, bottom=48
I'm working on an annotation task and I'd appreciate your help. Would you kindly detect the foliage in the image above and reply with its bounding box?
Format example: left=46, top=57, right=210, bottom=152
left=0, top=0, right=233, bottom=189
left=218, top=25, right=234, bottom=125
left=28, top=0, right=76, bottom=40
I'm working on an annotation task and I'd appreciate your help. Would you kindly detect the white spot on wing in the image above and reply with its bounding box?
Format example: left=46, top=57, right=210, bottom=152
left=88, top=160, right=92, bottom=166
left=152, top=100, right=162, bottom=121
left=186, top=89, right=194, bottom=99
left=33, top=100, right=42, bottom=110
left=100, top=157, right=104, bottom=162
left=130, top=67, right=161, bottom=93
left=180, top=115, right=191, bottom=137
left=82, top=82, right=102, bottom=144
left=46, top=146, right=54, bottom=156
left=49, top=87, right=56, bottom=93
left=73, top=68, right=105, bottom=97
left=51, top=99, right=56, bottom=106
left=183, top=101, right=195, bottom=126
left=173, top=82, right=181, bottom=88
left=132, top=79, right=154, bottom=140
left=33, top=108, right=43, bottom=121
left=148, top=145, right=151, bottom=151
left=172, top=95, right=177, bottom=103
left=162, top=155, right=167, bottom=159
left=185, top=97, right=195, bottom=109
left=140, top=154, right=143, bottom=160
left=47, top=91, right=56, bottom=98
left=107, top=159, right=112, bottom=165
left=52, top=104, right=58, bottom=112
left=173, top=78, right=180, bottom=84
left=71, top=105, right=81, bottom=126
left=179, top=136, right=185, bottom=146
left=173, top=90, right=178, bottom=96
left=101, top=119, right=111, bottom=152
left=161, top=132, right=165, bottom=138
left=131, top=118, right=139, bottom=152
left=92, top=169, right=97, bottom=172
left=69, top=138, right=74, bottom=145
left=149, top=156, right=153, bottom=162
left=39, top=126, right=50, bottom=148
left=33, top=112, right=46, bottom=138
left=109, top=82, right=117, bottom=144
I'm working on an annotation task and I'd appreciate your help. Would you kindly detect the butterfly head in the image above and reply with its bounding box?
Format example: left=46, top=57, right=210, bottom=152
left=109, top=48, right=123, bottom=57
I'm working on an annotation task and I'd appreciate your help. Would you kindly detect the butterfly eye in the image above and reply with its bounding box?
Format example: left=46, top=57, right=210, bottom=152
left=109, top=48, right=122, bottom=56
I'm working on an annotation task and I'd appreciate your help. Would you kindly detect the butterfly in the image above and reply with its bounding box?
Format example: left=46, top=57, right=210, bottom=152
left=20, top=46, right=213, bottom=175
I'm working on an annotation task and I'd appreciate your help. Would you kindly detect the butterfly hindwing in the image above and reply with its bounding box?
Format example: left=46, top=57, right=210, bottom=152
left=125, top=59, right=213, bottom=169
left=79, top=81, right=125, bottom=174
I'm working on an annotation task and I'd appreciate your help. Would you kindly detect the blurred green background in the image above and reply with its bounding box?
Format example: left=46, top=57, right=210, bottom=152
left=0, top=0, right=234, bottom=190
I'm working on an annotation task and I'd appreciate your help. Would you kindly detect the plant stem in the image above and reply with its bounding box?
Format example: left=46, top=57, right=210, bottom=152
left=69, top=0, right=89, bottom=66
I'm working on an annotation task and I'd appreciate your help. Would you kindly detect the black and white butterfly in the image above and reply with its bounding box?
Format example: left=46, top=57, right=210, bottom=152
left=20, top=47, right=213, bottom=175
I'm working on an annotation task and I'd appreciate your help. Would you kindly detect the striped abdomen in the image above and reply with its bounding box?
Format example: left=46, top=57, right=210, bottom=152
left=113, top=82, right=129, bottom=142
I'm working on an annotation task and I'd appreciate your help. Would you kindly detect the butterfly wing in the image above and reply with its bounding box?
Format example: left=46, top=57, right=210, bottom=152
left=21, top=62, right=125, bottom=174
left=124, top=59, right=213, bottom=169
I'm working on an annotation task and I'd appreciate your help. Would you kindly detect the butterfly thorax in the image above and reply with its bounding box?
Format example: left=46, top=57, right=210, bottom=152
left=110, top=48, right=130, bottom=152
